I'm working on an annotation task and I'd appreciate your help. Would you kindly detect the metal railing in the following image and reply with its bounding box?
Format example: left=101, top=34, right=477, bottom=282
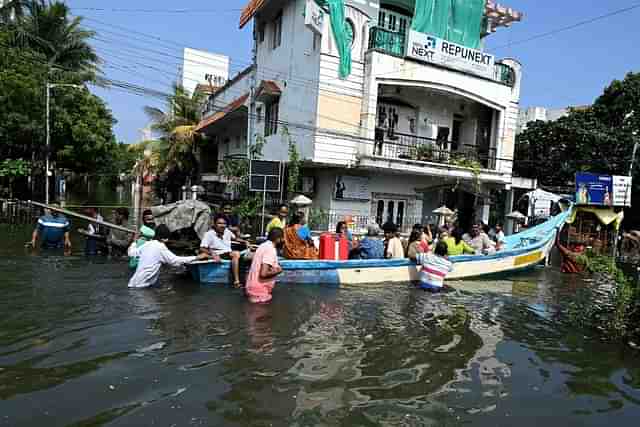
left=309, top=212, right=442, bottom=235
left=367, top=26, right=517, bottom=87
left=374, top=130, right=497, bottom=170
left=368, top=26, right=406, bottom=57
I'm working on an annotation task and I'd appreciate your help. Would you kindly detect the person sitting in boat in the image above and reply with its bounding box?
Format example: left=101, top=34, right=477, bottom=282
left=384, top=223, right=405, bottom=259
left=221, top=204, right=241, bottom=237
left=128, top=224, right=210, bottom=289
left=200, top=214, right=247, bottom=288
left=107, top=208, right=132, bottom=256
left=413, top=223, right=432, bottom=253
left=351, top=225, right=384, bottom=259
left=30, top=203, right=72, bottom=253
left=407, top=230, right=429, bottom=261
left=416, top=241, right=453, bottom=292
left=336, top=221, right=355, bottom=250
left=443, top=228, right=475, bottom=256
left=283, top=213, right=318, bottom=260
left=465, top=223, right=496, bottom=255
left=128, top=225, right=155, bottom=270
left=266, top=204, right=289, bottom=234
left=246, top=228, right=285, bottom=304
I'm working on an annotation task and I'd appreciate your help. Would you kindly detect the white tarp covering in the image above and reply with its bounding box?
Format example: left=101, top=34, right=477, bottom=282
left=151, top=200, right=211, bottom=239
left=522, top=189, right=562, bottom=218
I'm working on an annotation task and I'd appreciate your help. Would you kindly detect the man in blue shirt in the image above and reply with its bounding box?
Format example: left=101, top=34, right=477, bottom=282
left=31, top=205, right=72, bottom=251
left=354, top=225, right=385, bottom=259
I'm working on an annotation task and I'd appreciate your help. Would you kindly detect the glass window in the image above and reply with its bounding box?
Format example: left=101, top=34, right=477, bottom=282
left=387, top=201, right=395, bottom=225
left=376, top=200, right=384, bottom=226
left=265, top=99, right=279, bottom=136
left=396, top=201, right=405, bottom=227
left=272, top=12, right=282, bottom=49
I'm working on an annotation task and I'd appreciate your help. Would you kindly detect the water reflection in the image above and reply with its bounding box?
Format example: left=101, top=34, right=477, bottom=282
left=1, top=251, right=640, bottom=425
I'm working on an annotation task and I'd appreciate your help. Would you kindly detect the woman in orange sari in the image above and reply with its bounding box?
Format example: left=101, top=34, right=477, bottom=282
left=283, top=214, right=318, bottom=260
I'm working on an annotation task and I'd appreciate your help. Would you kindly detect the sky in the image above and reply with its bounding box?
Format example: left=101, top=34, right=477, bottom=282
left=65, top=0, right=640, bottom=144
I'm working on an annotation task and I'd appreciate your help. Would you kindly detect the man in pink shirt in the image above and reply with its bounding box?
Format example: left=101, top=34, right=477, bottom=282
left=246, top=228, right=285, bottom=303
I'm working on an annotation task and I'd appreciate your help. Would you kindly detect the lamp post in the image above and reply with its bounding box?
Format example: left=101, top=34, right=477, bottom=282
left=45, top=83, right=83, bottom=204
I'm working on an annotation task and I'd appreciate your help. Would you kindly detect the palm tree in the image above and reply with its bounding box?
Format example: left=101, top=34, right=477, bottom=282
left=8, top=1, right=99, bottom=81
left=0, top=0, right=28, bottom=23
left=144, top=83, right=206, bottom=177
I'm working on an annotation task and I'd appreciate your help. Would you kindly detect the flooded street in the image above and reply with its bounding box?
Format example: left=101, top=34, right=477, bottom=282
left=1, top=224, right=639, bottom=426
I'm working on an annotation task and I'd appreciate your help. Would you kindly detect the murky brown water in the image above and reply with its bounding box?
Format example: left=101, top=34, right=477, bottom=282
left=1, top=220, right=640, bottom=426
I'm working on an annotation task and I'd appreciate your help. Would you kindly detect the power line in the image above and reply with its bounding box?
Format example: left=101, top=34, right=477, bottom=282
left=72, top=7, right=242, bottom=14
left=493, top=2, right=640, bottom=50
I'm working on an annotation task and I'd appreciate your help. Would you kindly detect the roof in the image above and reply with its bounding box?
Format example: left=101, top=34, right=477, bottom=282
left=194, top=93, right=249, bottom=132
left=239, top=0, right=267, bottom=29
left=255, top=80, right=281, bottom=102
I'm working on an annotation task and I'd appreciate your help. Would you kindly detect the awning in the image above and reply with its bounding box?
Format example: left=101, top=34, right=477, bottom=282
left=194, top=93, right=249, bottom=132
left=255, top=80, right=281, bottom=103
left=239, top=0, right=267, bottom=29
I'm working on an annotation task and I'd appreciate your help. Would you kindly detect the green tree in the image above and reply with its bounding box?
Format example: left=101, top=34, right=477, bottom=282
left=515, top=73, right=639, bottom=226
left=7, top=1, right=99, bottom=82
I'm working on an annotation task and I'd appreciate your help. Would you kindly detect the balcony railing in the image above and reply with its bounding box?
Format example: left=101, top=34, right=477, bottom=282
left=373, top=130, right=497, bottom=170
left=368, top=26, right=406, bottom=57
left=367, top=26, right=516, bottom=87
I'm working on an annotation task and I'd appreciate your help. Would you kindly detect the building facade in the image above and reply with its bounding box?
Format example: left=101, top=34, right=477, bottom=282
left=197, top=0, right=527, bottom=231
left=180, top=48, right=230, bottom=96
left=517, top=106, right=571, bottom=134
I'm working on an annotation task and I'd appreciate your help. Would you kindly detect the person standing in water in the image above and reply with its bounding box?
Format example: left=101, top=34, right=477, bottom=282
left=30, top=204, right=72, bottom=253
left=128, top=225, right=156, bottom=270
left=245, top=228, right=284, bottom=304
left=128, top=224, right=210, bottom=289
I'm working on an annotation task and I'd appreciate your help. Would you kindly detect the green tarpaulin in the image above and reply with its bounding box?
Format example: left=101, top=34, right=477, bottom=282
left=325, top=0, right=352, bottom=79
left=411, top=0, right=484, bottom=49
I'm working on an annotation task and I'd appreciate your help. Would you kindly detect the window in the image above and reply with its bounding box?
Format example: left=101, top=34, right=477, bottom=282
left=345, top=18, right=355, bottom=47
left=272, top=11, right=282, bottom=49
left=265, top=99, right=279, bottom=136
left=258, top=22, right=265, bottom=43
left=256, top=106, right=262, bottom=122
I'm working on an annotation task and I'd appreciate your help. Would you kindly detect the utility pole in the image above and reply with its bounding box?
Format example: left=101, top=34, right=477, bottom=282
left=45, top=83, right=83, bottom=204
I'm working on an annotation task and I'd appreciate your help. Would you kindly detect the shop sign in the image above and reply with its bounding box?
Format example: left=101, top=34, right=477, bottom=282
left=334, top=175, right=369, bottom=201
left=575, top=173, right=632, bottom=207
left=305, top=0, right=325, bottom=35
left=406, top=30, right=495, bottom=80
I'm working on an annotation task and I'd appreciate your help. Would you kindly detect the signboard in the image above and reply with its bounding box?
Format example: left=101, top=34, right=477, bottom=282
left=334, top=176, right=369, bottom=201
left=613, top=175, right=632, bottom=207
left=249, top=160, right=282, bottom=193
left=406, top=30, right=495, bottom=80
left=575, top=173, right=614, bottom=206
left=305, top=0, right=325, bottom=35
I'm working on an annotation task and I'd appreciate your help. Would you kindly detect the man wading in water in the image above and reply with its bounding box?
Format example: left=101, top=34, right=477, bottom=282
left=30, top=204, right=72, bottom=254
left=128, top=224, right=210, bottom=288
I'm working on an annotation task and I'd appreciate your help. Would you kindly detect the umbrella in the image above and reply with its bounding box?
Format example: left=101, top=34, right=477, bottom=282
left=432, top=205, right=454, bottom=216
left=506, top=210, right=526, bottom=220
left=290, top=195, right=313, bottom=206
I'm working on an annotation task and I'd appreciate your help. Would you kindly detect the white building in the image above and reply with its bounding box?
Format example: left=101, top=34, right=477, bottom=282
left=517, top=106, right=571, bottom=133
left=196, top=0, right=529, bottom=231
left=180, top=48, right=230, bottom=96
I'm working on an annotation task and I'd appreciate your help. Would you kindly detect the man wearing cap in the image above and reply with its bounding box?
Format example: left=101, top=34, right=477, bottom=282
left=352, top=225, right=385, bottom=259
left=31, top=204, right=72, bottom=252
left=128, top=226, right=156, bottom=269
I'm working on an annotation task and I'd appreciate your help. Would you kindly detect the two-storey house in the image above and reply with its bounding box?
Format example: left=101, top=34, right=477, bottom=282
left=196, top=0, right=525, bottom=230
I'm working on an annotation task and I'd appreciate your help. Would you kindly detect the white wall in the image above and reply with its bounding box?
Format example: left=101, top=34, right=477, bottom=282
left=182, top=48, right=229, bottom=95
left=254, top=0, right=323, bottom=162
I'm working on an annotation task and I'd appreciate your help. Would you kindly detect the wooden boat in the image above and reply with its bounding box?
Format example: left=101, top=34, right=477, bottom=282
left=189, top=207, right=573, bottom=286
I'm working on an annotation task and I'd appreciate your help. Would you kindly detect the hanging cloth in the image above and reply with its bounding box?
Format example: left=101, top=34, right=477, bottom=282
left=447, top=0, right=484, bottom=49
left=411, top=0, right=450, bottom=39
left=325, top=0, right=352, bottom=79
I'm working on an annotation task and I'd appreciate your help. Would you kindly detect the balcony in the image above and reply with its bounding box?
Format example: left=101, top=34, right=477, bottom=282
left=373, top=130, right=497, bottom=171
left=367, top=26, right=516, bottom=87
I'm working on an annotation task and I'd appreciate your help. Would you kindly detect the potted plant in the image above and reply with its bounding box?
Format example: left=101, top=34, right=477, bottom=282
left=413, top=144, right=433, bottom=161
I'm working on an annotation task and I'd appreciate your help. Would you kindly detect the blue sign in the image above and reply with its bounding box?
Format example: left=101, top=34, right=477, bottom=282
left=575, top=173, right=613, bottom=206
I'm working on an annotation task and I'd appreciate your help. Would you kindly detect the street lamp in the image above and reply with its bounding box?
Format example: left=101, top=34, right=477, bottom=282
left=45, top=83, right=83, bottom=205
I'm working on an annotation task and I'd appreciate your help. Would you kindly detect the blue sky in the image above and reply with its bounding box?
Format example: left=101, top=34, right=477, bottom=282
left=67, top=0, right=640, bottom=144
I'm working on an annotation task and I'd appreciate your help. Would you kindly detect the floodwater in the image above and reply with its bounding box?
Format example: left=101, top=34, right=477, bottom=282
left=1, top=226, right=640, bottom=426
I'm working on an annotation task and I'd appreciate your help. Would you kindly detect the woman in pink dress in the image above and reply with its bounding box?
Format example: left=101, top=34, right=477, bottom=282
left=245, top=228, right=285, bottom=303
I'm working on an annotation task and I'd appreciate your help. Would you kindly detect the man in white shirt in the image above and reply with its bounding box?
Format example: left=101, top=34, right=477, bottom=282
left=128, top=225, right=209, bottom=289
left=200, top=214, right=244, bottom=287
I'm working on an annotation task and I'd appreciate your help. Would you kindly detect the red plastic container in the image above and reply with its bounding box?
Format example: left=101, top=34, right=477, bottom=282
left=319, top=233, right=349, bottom=260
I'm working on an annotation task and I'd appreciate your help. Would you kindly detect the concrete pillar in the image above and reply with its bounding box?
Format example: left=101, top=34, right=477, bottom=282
left=504, top=188, right=515, bottom=235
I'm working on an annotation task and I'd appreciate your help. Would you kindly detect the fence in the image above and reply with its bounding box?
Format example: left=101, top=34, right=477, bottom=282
left=310, top=212, right=442, bottom=235
left=0, top=199, right=41, bottom=226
